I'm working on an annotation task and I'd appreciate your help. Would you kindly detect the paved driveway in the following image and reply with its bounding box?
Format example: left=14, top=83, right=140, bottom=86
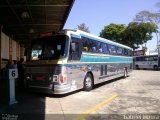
left=0, top=70, right=160, bottom=120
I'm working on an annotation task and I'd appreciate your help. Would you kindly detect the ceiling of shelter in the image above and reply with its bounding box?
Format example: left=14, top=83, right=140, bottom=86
left=0, top=0, right=74, bottom=44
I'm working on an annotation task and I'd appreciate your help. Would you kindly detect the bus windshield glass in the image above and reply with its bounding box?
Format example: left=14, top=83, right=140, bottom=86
left=30, top=35, right=68, bottom=60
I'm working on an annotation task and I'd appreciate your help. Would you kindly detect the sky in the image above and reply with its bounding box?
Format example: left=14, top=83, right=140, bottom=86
left=64, top=0, right=159, bottom=51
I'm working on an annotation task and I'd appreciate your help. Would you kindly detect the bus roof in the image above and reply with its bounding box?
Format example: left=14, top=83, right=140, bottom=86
left=65, top=29, right=132, bottom=50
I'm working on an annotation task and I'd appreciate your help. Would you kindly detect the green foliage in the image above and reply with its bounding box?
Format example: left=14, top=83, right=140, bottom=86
left=123, top=22, right=157, bottom=49
left=99, top=22, right=158, bottom=49
left=99, top=23, right=126, bottom=43
left=77, top=23, right=90, bottom=33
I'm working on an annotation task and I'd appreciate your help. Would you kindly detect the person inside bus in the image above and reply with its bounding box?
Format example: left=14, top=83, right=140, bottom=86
left=83, top=41, right=89, bottom=52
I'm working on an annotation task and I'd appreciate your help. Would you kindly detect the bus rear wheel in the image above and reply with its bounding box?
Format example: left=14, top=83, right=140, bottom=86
left=154, top=65, right=158, bottom=71
left=83, top=73, right=93, bottom=91
left=135, top=65, right=139, bottom=70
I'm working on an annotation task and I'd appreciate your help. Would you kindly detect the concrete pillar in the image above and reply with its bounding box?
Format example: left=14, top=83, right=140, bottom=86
left=20, top=44, right=24, bottom=59
left=0, top=26, right=2, bottom=69
left=16, top=42, right=19, bottom=60
left=9, top=35, right=13, bottom=61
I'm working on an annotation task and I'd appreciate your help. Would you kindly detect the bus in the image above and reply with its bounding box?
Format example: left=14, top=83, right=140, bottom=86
left=24, top=29, right=133, bottom=94
left=134, top=55, right=160, bottom=70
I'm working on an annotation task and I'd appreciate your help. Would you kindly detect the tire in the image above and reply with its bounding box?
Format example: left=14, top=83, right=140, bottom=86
left=135, top=65, right=139, bottom=70
left=154, top=65, right=158, bottom=71
left=83, top=73, right=94, bottom=91
left=124, top=68, right=127, bottom=78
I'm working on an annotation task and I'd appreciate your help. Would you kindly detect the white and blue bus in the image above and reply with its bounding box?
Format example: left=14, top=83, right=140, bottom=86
left=25, top=29, right=133, bottom=94
left=134, top=55, right=160, bottom=70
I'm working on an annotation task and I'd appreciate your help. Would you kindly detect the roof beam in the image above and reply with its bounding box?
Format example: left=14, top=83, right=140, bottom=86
left=0, top=5, right=69, bottom=7
left=6, top=24, right=62, bottom=26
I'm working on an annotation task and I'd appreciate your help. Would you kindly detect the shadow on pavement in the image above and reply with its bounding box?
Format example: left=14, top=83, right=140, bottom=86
left=94, top=77, right=123, bottom=90
left=0, top=88, right=46, bottom=120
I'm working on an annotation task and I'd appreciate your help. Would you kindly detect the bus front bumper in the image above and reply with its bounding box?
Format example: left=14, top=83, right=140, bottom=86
left=28, top=83, right=71, bottom=94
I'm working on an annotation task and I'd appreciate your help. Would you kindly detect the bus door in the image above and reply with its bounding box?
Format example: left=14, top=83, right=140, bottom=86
left=68, top=37, right=83, bottom=88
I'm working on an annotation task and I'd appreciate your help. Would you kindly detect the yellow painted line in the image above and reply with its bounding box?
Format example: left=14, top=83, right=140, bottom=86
left=75, top=94, right=118, bottom=120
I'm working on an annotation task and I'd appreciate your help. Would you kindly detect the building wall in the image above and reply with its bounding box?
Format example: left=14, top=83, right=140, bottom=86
left=1, top=32, right=23, bottom=69
left=1, top=32, right=9, bottom=60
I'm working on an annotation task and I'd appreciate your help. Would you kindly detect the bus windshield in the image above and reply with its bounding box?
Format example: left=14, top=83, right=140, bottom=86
left=30, top=35, right=68, bottom=60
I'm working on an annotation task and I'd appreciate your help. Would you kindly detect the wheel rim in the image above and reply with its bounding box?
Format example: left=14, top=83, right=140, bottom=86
left=85, top=77, right=92, bottom=88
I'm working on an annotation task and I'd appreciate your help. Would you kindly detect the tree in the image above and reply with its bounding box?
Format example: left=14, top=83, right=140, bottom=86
left=134, top=10, right=160, bottom=24
left=76, top=23, right=90, bottom=33
left=99, top=22, right=158, bottom=49
left=99, top=23, right=126, bottom=43
left=134, top=10, right=160, bottom=48
left=123, top=22, right=158, bottom=49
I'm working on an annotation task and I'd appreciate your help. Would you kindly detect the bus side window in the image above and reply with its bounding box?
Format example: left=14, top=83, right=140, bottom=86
left=69, top=42, right=80, bottom=60
left=117, top=47, right=123, bottom=55
left=153, top=56, right=158, bottom=61
left=90, top=40, right=98, bottom=53
left=124, top=49, right=128, bottom=56
left=128, top=50, right=132, bottom=56
left=102, top=43, right=108, bottom=54
left=82, top=37, right=89, bottom=52
left=108, top=44, right=116, bottom=55
left=97, top=42, right=103, bottom=53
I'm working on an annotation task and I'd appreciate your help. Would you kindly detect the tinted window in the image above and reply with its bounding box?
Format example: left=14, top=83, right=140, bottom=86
left=145, top=56, right=158, bottom=61
left=124, top=49, right=128, bottom=56
left=135, top=57, right=144, bottom=61
left=89, top=40, right=97, bottom=53
left=82, top=37, right=90, bottom=52
left=97, top=42, right=102, bottom=53
left=128, top=50, right=132, bottom=56
left=101, top=43, right=109, bottom=54
left=108, top=45, right=116, bottom=54
left=117, top=47, right=123, bottom=55
left=153, top=56, right=158, bottom=61
left=69, top=37, right=81, bottom=60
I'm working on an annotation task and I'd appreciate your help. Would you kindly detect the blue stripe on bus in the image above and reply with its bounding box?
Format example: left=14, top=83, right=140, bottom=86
left=80, top=54, right=133, bottom=63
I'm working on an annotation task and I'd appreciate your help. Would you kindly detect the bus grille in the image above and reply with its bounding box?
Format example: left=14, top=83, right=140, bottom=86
left=26, top=65, right=62, bottom=74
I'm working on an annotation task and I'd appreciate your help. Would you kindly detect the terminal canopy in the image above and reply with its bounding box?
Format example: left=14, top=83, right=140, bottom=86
left=0, top=0, right=74, bottom=44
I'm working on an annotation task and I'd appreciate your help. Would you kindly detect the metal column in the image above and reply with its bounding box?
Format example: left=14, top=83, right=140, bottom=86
left=0, top=26, right=2, bottom=69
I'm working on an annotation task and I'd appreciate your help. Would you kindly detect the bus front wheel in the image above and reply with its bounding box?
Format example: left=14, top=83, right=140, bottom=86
left=83, top=73, right=94, bottom=91
left=154, top=65, right=158, bottom=71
